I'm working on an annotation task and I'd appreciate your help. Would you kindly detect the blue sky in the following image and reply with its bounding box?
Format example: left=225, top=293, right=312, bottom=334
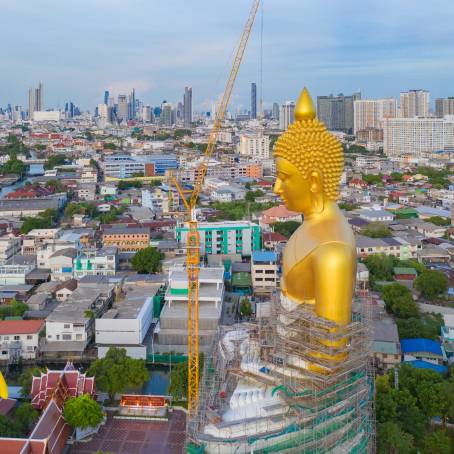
left=1, top=0, right=454, bottom=111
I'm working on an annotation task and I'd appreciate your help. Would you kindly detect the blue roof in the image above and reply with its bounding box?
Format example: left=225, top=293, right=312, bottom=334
left=416, top=206, right=450, bottom=218
left=252, top=251, right=277, bottom=263
left=400, top=338, right=443, bottom=356
left=405, top=360, right=448, bottom=374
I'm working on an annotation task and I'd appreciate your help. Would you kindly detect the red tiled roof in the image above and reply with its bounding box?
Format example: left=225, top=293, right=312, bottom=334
left=0, top=320, right=44, bottom=335
left=263, top=231, right=288, bottom=242
left=261, top=204, right=300, bottom=218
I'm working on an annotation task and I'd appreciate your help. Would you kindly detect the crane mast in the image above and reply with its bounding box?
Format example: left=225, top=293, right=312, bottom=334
left=175, top=0, right=261, bottom=414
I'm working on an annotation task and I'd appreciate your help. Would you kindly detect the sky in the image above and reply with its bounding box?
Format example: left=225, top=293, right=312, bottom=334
left=1, top=0, right=454, bottom=111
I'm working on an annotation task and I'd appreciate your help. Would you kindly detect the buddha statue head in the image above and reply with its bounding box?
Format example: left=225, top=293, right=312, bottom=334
left=273, top=88, right=344, bottom=216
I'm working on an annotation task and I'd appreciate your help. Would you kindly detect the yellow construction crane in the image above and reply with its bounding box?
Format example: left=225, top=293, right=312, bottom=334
left=172, top=0, right=261, bottom=414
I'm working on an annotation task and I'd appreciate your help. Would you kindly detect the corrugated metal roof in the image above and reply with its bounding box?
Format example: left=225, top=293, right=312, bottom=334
left=405, top=360, right=448, bottom=374
left=400, top=338, right=443, bottom=356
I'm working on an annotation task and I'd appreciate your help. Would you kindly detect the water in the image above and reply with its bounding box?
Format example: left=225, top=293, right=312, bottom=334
left=142, top=367, right=170, bottom=395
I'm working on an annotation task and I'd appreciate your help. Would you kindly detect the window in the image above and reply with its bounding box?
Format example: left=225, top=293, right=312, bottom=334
left=48, top=335, right=52, bottom=339
left=14, top=336, right=20, bottom=340
left=64, top=324, right=70, bottom=329
left=62, top=334, right=71, bottom=340
left=27, top=346, right=34, bottom=351
left=1, top=351, right=7, bottom=355
left=76, top=334, right=82, bottom=340
left=4, top=336, right=9, bottom=341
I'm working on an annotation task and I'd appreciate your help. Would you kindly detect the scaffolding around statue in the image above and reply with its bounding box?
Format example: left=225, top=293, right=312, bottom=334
left=187, top=295, right=375, bottom=454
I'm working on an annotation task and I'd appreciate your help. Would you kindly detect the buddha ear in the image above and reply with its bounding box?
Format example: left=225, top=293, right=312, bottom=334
left=309, top=171, right=322, bottom=193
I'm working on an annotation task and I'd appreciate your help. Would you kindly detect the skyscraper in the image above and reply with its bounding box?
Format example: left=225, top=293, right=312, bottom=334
left=104, top=90, right=109, bottom=105
left=251, top=82, right=257, bottom=119
left=183, top=86, right=192, bottom=128
left=272, top=102, right=279, bottom=121
left=399, top=89, right=429, bottom=118
left=117, top=95, right=128, bottom=122
left=28, top=82, right=43, bottom=117
left=317, top=92, right=361, bottom=133
left=435, top=97, right=454, bottom=118
left=161, top=102, right=173, bottom=127
left=279, top=101, right=295, bottom=130
left=128, top=88, right=136, bottom=120
left=353, top=98, right=398, bottom=135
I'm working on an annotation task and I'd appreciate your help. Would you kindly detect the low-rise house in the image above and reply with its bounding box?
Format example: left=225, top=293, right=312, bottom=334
left=401, top=338, right=447, bottom=366
left=76, top=183, right=97, bottom=201
left=356, top=235, right=421, bottom=260
left=55, top=279, right=78, bottom=302
left=262, top=231, right=288, bottom=250
left=372, top=317, right=401, bottom=372
left=0, top=237, right=21, bottom=264
left=0, top=264, right=34, bottom=285
left=259, top=205, right=302, bottom=228
left=393, top=267, right=417, bottom=282
left=0, top=320, right=45, bottom=361
left=441, top=314, right=454, bottom=361
left=358, top=209, right=394, bottom=222
left=49, top=248, right=78, bottom=281
left=251, top=251, right=278, bottom=294
left=417, top=246, right=451, bottom=264
left=73, top=247, right=118, bottom=278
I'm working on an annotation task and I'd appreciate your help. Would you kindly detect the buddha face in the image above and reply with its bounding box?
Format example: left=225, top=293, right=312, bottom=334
left=274, top=157, right=323, bottom=214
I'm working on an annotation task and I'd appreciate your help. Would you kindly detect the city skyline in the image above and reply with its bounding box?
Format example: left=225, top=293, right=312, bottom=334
left=1, top=0, right=454, bottom=110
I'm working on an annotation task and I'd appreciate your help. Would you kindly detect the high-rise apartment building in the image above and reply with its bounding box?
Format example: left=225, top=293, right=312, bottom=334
left=128, top=88, right=136, bottom=120
left=183, top=86, right=192, bottom=128
left=353, top=98, right=397, bottom=135
left=28, top=82, right=43, bottom=117
left=399, top=89, right=429, bottom=118
left=272, top=102, right=279, bottom=121
left=384, top=116, right=454, bottom=159
left=239, top=134, right=270, bottom=159
left=161, top=103, right=173, bottom=127
left=103, top=90, right=109, bottom=105
left=435, top=98, right=454, bottom=118
left=317, top=92, right=361, bottom=133
left=142, top=105, right=152, bottom=122
left=117, top=95, right=128, bottom=122
left=279, top=101, right=295, bottom=131
left=251, top=82, right=257, bottom=119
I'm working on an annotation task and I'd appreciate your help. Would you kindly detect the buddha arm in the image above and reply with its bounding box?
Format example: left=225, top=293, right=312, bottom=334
left=312, top=242, right=355, bottom=326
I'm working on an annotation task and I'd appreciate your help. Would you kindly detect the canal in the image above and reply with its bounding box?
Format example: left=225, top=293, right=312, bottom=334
left=0, top=163, right=44, bottom=198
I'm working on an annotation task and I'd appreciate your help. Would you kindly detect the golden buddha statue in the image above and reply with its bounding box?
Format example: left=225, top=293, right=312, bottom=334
left=273, top=87, right=356, bottom=362
left=0, top=371, right=7, bottom=399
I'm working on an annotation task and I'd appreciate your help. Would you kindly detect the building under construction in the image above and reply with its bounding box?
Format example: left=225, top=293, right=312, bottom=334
left=187, top=295, right=374, bottom=453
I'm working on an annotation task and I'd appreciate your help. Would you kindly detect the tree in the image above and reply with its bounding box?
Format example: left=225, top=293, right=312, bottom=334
left=396, top=313, right=443, bottom=340
left=240, top=298, right=252, bottom=317
left=103, top=142, right=117, bottom=150
left=422, top=430, right=451, bottom=454
left=414, top=270, right=448, bottom=300
left=273, top=220, right=302, bottom=238
left=131, top=247, right=163, bottom=274
left=63, top=395, right=104, bottom=429
left=426, top=216, right=451, bottom=226
left=361, top=173, right=383, bottom=185
left=44, top=155, right=66, bottom=170
left=168, top=361, right=187, bottom=401
left=18, top=367, right=45, bottom=397
left=382, top=283, right=419, bottom=318
left=14, top=403, right=38, bottom=433
left=361, top=222, right=391, bottom=238
left=117, top=179, right=142, bottom=190
left=338, top=202, right=358, bottom=211
left=0, top=415, right=21, bottom=438
left=20, top=209, right=57, bottom=234
left=390, top=172, right=403, bottom=182
left=377, top=422, right=414, bottom=454
left=87, top=347, right=149, bottom=402
left=1, top=157, right=25, bottom=175
left=363, top=254, right=396, bottom=282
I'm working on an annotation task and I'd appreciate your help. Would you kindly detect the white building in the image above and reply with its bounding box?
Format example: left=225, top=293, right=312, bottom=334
left=279, top=101, right=295, bottom=130
left=73, top=247, right=118, bottom=278
left=158, top=266, right=224, bottom=352
left=0, top=320, right=45, bottom=361
left=399, top=89, right=429, bottom=118
left=353, top=98, right=397, bottom=134
left=0, top=237, right=21, bottom=264
left=96, top=280, right=162, bottom=359
left=251, top=251, right=278, bottom=294
left=32, top=111, right=61, bottom=122
left=0, top=264, right=34, bottom=285
left=384, top=116, right=454, bottom=159
left=239, top=134, right=270, bottom=159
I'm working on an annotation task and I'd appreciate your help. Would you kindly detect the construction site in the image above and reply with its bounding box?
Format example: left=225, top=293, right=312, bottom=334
left=186, top=295, right=374, bottom=453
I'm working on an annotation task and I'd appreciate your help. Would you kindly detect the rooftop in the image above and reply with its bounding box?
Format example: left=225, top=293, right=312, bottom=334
left=0, top=319, right=44, bottom=335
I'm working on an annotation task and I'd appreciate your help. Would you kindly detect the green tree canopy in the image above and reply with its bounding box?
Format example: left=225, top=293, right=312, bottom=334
left=361, top=173, right=383, bottom=185
left=20, top=209, right=57, bottom=234
left=382, top=283, right=419, bottom=318
left=64, top=202, right=98, bottom=218
left=87, top=347, right=149, bottom=401
left=168, top=361, right=188, bottom=401
left=338, top=202, right=358, bottom=211
left=361, top=222, right=391, bottom=238
left=18, top=367, right=45, bottom=397
left=396, top=313, right=443, bottom=340
left=377, top=421, right=414, bottom=454
left=63, top=395, right=104, bottom=429
left=44, top=155, right=67, bottom=170
left=1, top=157, right=25, bottom=175
left=240, top=298, right=252, bottom=317
left=0, top=415, right=22, bottom=438
left=272, top=220, right=302, bottom=239
left=414, top=270, right=448, bottom=300
left=426, top=216, right=451, bottom=226
left=14, top=403, right=39, bottom=433
left=390, top=172, right=403, bottom=182
left=422, top=430, right=451, bottom=454
left=117, top=179, right=142, bottom=190
left=363, top=253, right=396, bottom=282
left=131, top=247, right=163, bottom=274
